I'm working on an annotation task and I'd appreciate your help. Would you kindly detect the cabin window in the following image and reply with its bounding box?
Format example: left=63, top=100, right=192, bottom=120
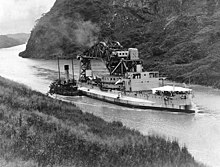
left=149, top=73, right=154, bottom=78
left=155, top=73, right=159, bottom=78
left=133, top=73, right=141, bottom=79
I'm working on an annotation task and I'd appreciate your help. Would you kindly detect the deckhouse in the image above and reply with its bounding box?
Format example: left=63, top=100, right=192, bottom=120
left=124, top=71, right=160, bottom=92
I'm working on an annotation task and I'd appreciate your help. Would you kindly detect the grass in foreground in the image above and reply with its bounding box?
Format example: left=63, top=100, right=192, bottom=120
left=0, top=76, right=205, bottom=167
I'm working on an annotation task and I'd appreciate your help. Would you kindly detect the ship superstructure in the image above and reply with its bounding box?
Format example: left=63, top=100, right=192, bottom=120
left=77, top=41, right=161, bottom=90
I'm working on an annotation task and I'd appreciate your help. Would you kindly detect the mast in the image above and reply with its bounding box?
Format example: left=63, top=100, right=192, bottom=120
left=72, top=58, right=74, bottom=82
left=79, top=58, right=81, bottom=82
left=189, top=76, right=191, bottom=86
left=57, top=57, right=61, bottom=81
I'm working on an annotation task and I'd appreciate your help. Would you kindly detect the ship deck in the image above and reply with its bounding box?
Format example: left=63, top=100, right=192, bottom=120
left=79, top=87, right=154, bottom=105
left=78, top=86, right=195, bottom=113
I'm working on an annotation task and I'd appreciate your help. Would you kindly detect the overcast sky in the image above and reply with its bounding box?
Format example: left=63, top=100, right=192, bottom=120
left=0, top=0, right=56, bottom=35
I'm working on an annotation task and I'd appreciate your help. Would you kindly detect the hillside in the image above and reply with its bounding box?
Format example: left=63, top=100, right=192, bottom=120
left=19, top=0, right=220, bottom=88
left=0, top=35, right=21, bottom=48
left=7, top=33, right=30, bottom=43
left=0, top=33, right=29, bottom=48
left=0, top=76, right=205, bottom=167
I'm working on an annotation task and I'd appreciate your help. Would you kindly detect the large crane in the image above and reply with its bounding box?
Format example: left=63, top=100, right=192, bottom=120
left=77, top=41, right=142, bottom=82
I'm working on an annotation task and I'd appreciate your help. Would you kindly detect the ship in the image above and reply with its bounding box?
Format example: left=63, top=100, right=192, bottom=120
left=48, top=59, right=79, bottom=96
left=67, top=41, right=196, bottom=113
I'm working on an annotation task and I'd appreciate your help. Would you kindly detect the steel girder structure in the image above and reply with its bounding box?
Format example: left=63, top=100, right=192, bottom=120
left=77, top=41, right=142, bottom=81
left=109, top=59, right=142, bottom=76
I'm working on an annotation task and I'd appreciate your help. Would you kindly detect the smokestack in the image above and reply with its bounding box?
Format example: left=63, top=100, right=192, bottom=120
left=64, top=65, right=70, bottom=83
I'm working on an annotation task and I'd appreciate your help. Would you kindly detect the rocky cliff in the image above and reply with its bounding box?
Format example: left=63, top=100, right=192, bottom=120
left=19, top=0, right=220, bottom=88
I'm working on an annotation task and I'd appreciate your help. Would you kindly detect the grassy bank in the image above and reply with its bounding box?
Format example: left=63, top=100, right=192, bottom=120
left=0, top=76, right=204, bottom=167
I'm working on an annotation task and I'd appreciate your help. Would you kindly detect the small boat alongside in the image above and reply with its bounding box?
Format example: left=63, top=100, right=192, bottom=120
left=48, top=60, right=80, bottom=96
left=48, top=79, right=79, bottom=96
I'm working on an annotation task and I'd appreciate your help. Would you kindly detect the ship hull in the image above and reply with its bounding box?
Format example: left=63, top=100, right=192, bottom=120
left=78, top=87, right=195, bottom=114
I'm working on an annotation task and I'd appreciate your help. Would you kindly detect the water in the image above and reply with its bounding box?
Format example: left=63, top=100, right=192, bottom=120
left=0, top=44, right=220, bottom=167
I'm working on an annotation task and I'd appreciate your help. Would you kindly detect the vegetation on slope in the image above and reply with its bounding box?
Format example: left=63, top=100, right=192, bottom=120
left=0, top=76, right=204, bottom=167
left=0, top=33, right=29, bottom=49
left=0, top=35, right=21, bottom=49
left=6, top=33, right=30, bottom=44
left=19, top=0, right=220, bottom=89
